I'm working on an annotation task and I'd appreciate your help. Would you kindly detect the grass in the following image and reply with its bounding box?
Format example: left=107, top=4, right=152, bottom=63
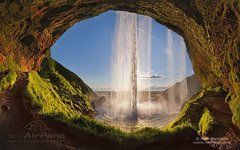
left=25, top=57, right=235, bottom=144
left=25, top=57, right=239, bottom=144
left=52, top=57, right=95, bottom=98
left=26, top=71, right=81, bottom=118
left=167, top=86, right=226, bottom=134
left=0, top=70, right=17, bottom=92
left=167, top=90, right=205, bottom=130
left=26, top=70, right=196, bottom=145
left=39, top=57, right=94, bottom=115
left=198, top=107, right=215, bottom=137
left=228, top=95, right=240, bottom=128
left=45, top=111, right=195, bottom=145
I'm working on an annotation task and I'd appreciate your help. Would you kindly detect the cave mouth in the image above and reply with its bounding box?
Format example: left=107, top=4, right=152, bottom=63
left=51, top=10, right=199, bottom=132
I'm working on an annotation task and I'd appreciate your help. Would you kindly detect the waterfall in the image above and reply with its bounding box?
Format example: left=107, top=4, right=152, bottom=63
left=179, top=37, right=188, bottom=104
left=130, top=13, right=138, bottom=120
left=137, top=15, right=152, bottom=116
left=110, top=11, right=138, bottom=120
left=93, top=11, right=193, bottom=130
left=165, top=29, right=189, bottom=113
left=137, top=15, right=152, bottom=101
left=109, top=11, right=188, bottom=122
left=165, top=29, right=177, bottom=113
left=110, top=12, right=152, bottom=120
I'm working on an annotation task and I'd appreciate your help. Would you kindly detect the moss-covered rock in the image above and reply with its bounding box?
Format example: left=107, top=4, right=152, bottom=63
left=198, top=107, right=230, bottom=138
left=40, top=57, right=96, bottom=115
left=26, top=57, right=96, bottom=117
left=40, top=57, right=97, bottom=101
left=0, top=70, right=17, bottom=92
left=169, top=87, right=240, bottom=148
left=198, top=107, right=215, bottom=137
left=228, top=97, right=240, bottom=128
left=27, top=71, right=82, bottom=118
left=25, top=71, right=204, bottom=147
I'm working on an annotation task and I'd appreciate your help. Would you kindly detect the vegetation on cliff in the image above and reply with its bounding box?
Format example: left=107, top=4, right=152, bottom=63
left=25, top=61, right=196, bottom=145
left=26, top=57, right=95, bottom=118
left=228, top=96, right=240, bottom=128
left=27, top=71, right=81, bottom=118
left=168, top=86, right=237, bottom=140
left=39, top=57, right=95, bottom=116
left=67, top=117, right=195, bottom=144
left=26, top=73, right=196, bottom=144
left=198, top=107, right=214, bottom=137
left=0, top=70, right=17, bottom=92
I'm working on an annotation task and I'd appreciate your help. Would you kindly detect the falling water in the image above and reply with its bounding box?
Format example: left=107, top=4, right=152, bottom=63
left=137, top=15, right=152, bottom=117
left=110, top=12, right=138, bottom=120
left=179, top=37, right=188, bottom=104
left=110, top=12, right=153, bottom=120
left=137, top=15, right=152, bottom=102
left=165, top=29, right=177, bottom=113
left=165, top=29, right=189, bottom=113
left=97, top=11, right=190, bottom=130
left=130, top=13, right=138, bottom=120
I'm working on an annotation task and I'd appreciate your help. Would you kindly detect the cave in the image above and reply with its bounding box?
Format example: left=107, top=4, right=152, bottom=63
left=0, top=1, right=240, bottom=150
left=51, top=10, right=201, bottom=132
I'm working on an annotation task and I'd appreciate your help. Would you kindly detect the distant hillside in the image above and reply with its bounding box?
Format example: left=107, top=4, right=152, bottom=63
left=162, top=75, right=201, bottom=110
left=39, top=57, right=97, bottom=116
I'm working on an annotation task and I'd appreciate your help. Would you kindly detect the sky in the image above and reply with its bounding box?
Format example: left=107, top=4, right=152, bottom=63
left=51, top=11, right=194, bottom=90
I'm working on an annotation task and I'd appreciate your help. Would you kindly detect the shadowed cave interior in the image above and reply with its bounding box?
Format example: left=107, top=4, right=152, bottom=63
left=0, top=1, right=240, bottom=150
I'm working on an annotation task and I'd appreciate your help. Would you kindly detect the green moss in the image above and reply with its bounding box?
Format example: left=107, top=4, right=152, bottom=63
left=0, top=56, right=22, bottom=72
left=0, top=70, right=17, bottom=92
left=0, top=64, right=5, bottom=72
left=168, top=90, right=205, bottom=130
left=44, top=57, right=95, bottom=97
left=228, top=96, right=240, bottom=128
left=26, top=71, right=196, bottom=145
left=26, top=71, right=81, bottom=119
left=168, top=86, right=226, bottom=132
left=67, top=116, right=127, bottom=142
left=198, top=107, right=215, bottom=137
left=39, top=58, right=94, bottom=115
left=54, top=114, right=194, bottom=144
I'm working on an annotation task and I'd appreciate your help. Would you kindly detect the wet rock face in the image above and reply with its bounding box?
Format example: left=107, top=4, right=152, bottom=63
left=0, top=1, right=239, bottom=126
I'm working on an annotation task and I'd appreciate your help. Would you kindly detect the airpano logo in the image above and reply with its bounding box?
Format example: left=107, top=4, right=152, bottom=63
left=23, top=120, right=65, bottom=142
left=24, top=120, right=49, bottom=132
left=8, top=119, right=65, bottom=143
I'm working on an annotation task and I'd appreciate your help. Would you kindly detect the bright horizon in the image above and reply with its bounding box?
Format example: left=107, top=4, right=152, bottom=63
left=51, top=11, right=194, bottom=91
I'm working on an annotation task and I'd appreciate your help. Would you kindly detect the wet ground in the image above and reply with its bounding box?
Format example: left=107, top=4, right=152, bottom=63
left=95, top=112, right=179, bottom=132
left=94, top=91, right=181, bottom=132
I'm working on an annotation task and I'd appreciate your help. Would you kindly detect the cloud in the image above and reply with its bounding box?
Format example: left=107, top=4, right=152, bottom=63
left=138, top=70, right=166, bottom=79
left=138, top=74, right=162, bottom=79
